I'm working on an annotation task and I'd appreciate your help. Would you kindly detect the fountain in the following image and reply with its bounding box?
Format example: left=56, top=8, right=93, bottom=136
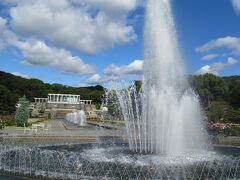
left=0, top=0, right=240, bottom=179
left=65, top=110, right=86, bottom=126
left=113, top=0, right=208, bottom=155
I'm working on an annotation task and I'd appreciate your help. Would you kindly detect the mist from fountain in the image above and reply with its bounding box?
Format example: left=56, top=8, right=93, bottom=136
left=65, top=110, right=86, bottom=126
left=108, top=0, right=209, bottom=155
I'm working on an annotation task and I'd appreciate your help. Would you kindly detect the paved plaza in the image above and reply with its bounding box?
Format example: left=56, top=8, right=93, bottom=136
left=1, top=119, right=125, bottom=140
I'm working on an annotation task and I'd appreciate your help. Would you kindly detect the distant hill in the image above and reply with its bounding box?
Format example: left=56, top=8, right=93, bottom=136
left=0, top=71, right=104, bottom=114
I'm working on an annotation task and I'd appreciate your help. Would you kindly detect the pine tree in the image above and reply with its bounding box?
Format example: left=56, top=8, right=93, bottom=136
left=15, top=96, right=29, bottom=127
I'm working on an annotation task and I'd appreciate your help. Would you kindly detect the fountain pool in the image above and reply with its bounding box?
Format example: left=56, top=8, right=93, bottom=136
left=0, top=142, right=240, bottom=179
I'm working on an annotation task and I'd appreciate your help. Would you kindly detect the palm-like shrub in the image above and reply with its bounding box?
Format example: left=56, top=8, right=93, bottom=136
left=15, top=96, right=29, bottom=127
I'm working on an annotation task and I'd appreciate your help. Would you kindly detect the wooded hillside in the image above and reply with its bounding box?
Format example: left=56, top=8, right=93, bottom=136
left=0, top=71, right=104, bottom=114
left=0, top=71, right=240, bottom=123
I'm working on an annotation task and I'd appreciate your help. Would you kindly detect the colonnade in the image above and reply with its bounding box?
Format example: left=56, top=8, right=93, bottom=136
left=48, top=94, right=80, bottom=104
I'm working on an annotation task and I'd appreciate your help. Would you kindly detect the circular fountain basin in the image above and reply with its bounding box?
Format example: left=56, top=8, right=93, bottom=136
left=1, top=142, right=239, bottom=179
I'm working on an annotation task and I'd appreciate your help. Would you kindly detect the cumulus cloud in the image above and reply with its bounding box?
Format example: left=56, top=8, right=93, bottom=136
left=87, top=74, right=102, bottom=84
left=0, top=15, right=95, bottom=75
left=11, top=72, right=31, bottom=79
left=201, top=54, right=220, bottom=61
left=10, top=39, right=95, bottom=75
left=4, top=0, right=137, bottom=55
left=73, top=0, right=138, bottom=14
left=104, top=60, right=143, bottom=76
left=231, top=0, right=240, bottom=15
left=196, top=36, right=240, bottom=55
left=196, top=57, right=238, bottom=75
left=87, top=60, right=143, bottom=84
left=87, top=74, right=122, bottom=84
left=0, top=1, right=143, bottom=77
left=0, top=17, right=7, bottom=50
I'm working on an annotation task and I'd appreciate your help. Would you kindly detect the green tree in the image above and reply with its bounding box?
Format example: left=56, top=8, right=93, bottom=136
left=206, top=101, right=232, bottom=123
left=15, top=96, right=29, bottom=127
left=225, top=109, right=240, bottom=123
left=228, top=81, right=240, bottom=108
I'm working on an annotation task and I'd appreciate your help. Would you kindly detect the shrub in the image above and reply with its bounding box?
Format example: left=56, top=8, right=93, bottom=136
left=0, top=115, right=16, bottom=126
left=15, top=96, right=29, bottom=127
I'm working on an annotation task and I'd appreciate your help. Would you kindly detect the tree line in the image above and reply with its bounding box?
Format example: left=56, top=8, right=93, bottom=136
left=0, top=71, right=240, bottom=123
left=189, top=74, right=240, bottom=123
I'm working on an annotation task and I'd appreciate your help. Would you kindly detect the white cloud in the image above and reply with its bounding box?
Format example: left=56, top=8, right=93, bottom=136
left=73, top=0, right=138, bottom=14
left=87, top=59, right=143, bottom=84
left=10, top=39, right=95, bottom=75
left=201, top=54, right=220, bottom=61
left=0, top=17, right=7, bottom=50
left=0, top=15, right=96, bottom=76
left=5, top=0, right=137, bottom=55
left=196, top=36, right=240, bottom=55
left=104, top=60, right=143, bottom=76
left=231, top=0, right=240, bottom=15
left=87, top=74, right=102, bottom=84
left=196, top=57, right=238, bottom=75
left=11, top=72, right=31, bottom=79
left=87, top=73, right=122, bottom=84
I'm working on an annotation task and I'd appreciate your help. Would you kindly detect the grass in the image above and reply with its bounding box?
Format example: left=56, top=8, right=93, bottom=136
left=4, top=117, right=48, bottom=128
left=28, top=117, right=48, bottom=126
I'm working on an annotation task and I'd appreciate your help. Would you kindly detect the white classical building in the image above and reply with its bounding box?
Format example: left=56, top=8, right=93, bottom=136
left=32, top=93, right=93, bottom=119
left=47, top=93, right=92, bottom=105
left=34, top=94, right=92, bottom=105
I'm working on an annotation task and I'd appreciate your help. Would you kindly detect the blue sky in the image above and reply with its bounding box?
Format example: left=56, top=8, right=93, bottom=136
left=0, top=0, right=239, bottom=86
